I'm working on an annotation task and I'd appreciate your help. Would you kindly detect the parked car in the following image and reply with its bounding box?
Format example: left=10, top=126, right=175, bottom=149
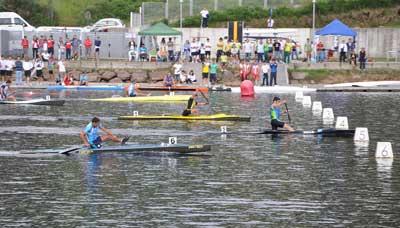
left=0, top=12, right=36, bottom=31
left=85, top=18, right=126, bottom=32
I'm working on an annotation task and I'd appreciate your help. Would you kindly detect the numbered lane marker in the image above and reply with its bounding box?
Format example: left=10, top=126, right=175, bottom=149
left=354, top=128, right=369, bottom=142
left=220, top=126, right=227, bottom=133
left=168, top=137, right=177, bottom=145
left=375, top=142, right=393, bottom=158
left=169, top=92, right=175, bottom=96
left=322, top=108, right=334, bottom=120
left=45, top=95, right=51, bottom=100
left=335, top=116, right=349, bottom=130
left=312, top=101, right=322, bottom=112
left=302, top=96, right=312, bottom=106
left=133, top=111, right=139, bottom=116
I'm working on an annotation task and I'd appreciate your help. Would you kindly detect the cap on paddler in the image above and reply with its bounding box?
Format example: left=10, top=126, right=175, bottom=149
left=273, top=96, right=281, bottom=102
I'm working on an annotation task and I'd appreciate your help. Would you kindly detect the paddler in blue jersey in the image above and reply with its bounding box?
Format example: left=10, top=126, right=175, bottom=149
left=80, top=117, right=130, bottom=148
left=182, top=92, right=209, bottom=116
left=270, top=96, right=294, bottom=131
left=125, top=80, right=138, bottom=97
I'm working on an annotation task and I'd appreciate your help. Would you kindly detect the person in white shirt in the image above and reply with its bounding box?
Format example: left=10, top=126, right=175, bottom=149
left=267, top=17, right=274, bottom=29
left=0, top=56, right=7, bottom=82
left=57, top=59, right=66, bottom=85
left=187, top=70, right=197, bottom=84
left=243, top=39, right=253, bottom=61
left=23, top=57, right=34, bottom=85
left=200, top=8, right=209, bottom=28
left=190, top=39, right=198, bottom=63
left=173, top=61, right=183, bottom=82
left=205, top=38, right=212, bottom=60
left=261, top=62, right=270, bottom=86
left=5, top=56, right=14, bottom=81
left=34, top=57, right=44, bottom=84
left=339, top=40, right=348, bottom=63
left=257, top=40, right=265, bottom=63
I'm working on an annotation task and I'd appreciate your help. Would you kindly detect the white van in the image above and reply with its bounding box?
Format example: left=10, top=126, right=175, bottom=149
left=0, top=12, right=36, bottom=31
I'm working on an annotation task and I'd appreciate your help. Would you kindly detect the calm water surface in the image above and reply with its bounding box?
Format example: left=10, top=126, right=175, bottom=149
left=0, top=90, right=400, bottom=227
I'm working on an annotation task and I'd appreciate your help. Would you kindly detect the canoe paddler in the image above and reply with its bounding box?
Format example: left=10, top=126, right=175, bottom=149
left=270, top=96, right=294, bottom=131
left=80, top=117, right=130, bottom=148
left=0, top=80, right=16, bottom=101
left=124, top=80, right=149, bottom=97
left=182, top=92, right=208, bottom=116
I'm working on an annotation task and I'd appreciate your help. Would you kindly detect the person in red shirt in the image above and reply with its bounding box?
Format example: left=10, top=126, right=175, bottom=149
left=84, top=36, right=92, bottom=59
left=21, top=36, right=29, bottom=58
left=32, top=36, right=39, bottom=59
left=63, top=72, right=74, bottom=86
left=47, top=35, right=55, bottom=56
left=65, top=39, right=72, bottom=60
left=316, top=41, right=324, bottom=63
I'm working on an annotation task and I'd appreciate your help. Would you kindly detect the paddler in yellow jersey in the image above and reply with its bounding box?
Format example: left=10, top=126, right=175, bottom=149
left=182, top=92, right=209, bottom=116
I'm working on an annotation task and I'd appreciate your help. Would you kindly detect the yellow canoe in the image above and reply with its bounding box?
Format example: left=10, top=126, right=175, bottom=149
left=118, top=113, right=251, bottom=121
left=91, top=95, right=191, bottom=102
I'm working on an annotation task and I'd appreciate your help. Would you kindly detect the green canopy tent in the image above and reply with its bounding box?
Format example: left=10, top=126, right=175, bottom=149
left=136, top=22, right=182, bottom=61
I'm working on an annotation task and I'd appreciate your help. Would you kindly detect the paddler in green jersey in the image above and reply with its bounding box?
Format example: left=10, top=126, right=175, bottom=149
left=270, top=96, right=294, bottom=131
left=182, top=92, right=208, bottom=116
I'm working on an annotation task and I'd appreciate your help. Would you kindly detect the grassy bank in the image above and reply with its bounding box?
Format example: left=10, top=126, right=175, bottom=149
left=289, top=68, right=400, bottom=84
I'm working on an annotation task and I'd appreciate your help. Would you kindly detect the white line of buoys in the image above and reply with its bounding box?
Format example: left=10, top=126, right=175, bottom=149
left=335, top=116, right=349, bottom=130
left=302, top=96, right=312, bottom=107
left=375, top=142, right=394, bottom=158
left=354, top=128, right=369, bottom=142
left=295, top=92, right=303, bottom=101
left=312, top=101, right=322, bottom=113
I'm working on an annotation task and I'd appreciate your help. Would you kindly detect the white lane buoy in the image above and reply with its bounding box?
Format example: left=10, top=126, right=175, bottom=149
left=169, top=91, right=175, bottom=96
left=295, top=92, right=303, bottom=101
left=312, top=101, right=322, bottom=112
left=354, top=128, right=369, bottom=142
left=322, top=108, right=334, bottom=120
left=335, top=116, right=349, bottom=130
left=375, top=142, right=394, bottom=158
left=168, top=137, right=178, bottom=145
left=220, top=126, right=228, bottom=134
left=302, top=96, right=312, bottom=106
left=133, top=111, right=139, bottom=116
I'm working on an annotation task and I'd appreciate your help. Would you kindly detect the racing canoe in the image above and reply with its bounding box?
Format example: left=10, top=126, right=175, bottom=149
left=47, top=85, right=124, bottom=91
left=137, top=85, right=208, bottom=93
left=90, top=95, right=191, bottom=102
left=0, top=98, right=65, bottom=106
left=259, top=128, right=355, bottom=137
left=118, top=113, right=251, bottom=121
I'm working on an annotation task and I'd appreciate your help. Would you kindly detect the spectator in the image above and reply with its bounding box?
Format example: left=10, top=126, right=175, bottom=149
left=267, top=17, right=274, bottom=29
left=47, top=35, right=55, bottom=56
left=80, top=71, right=88, bottom=86
left=283, top=41, right=292, bottom=64
left=84, top=36, right=92, bottom=59
left=220, top=52, right=228, bottom=72
left=14, top=56, right=23, bottom=86
left=243, top=39, right=253, bottom=61
left=200, top=8, right=209, bottom=28
left=180, top=70, right=187, bottom=83
left=57, top=59, right=66, bottom=85
left=42, top=36, right=48, bottom=54
left=231, top=43, right=239, bottom=64
left=190, top=39, right=199, bottom=63
left=251, top=61, right=260, bottom=85
left=216, top=37, right=224, bottom=62
left=63, top=72, right=73, bottom=86
left=5, top=56, right=14, bottom=81
left=157, top=48, right=167, bottom=62
left=57, top=37, right=65, bottom=60
left=128, top=39, right=136, bottom=61
left=269, top=59, right=278, bottom=86
left=359, top=48, right=367, bottom=70
left=346, top=38, right=355, bottom=62
left=201, top=61, right=210, bottom=86
left=222, top=37, right=231, bottom=58
left=209, top=60, right=218, bottom=85
left=65, top=39, right=72, bottom=60
left=22, top=57, right=33, bottom=85
left=205, top=38, right=212, bottom=60
left=48, top=56, right=55, bottom=83
left=38, top=35, right=44, bottom=53
left=32, top=36, right=39, bottom=59
left=183, top=40, right=191, bottom=62
left=304, top=38, right=312, bottom=62
left=34, top=57, right=44, bottom=84
left=256, top=40, right=264, bottom=63
left=173, top=61, right=183, bottom=82
left=163, top=72, right=174, bottom=87
left=316, top=41, right=324, bottom=63
left=272, top=40, right=281, bottom=62
left=0, top=56, right=5, bottom=82
left=94, top=37, right=101, bottom=60
left=71, top=35, right=81, bottom=60
left=187, top=70, right=197, bottom=83
left=243, top=61, right=251, bottom=81
left=139, top=44, right=148, bottom=61
left=167, top=38, right=174, bottom=62
left=291, top=41, right=299, bottom=60
left=261, top=61, right=270, bottom=86
left=21, top=36, right=29, bottom=58
left=339, top=40, right=347, bottom=64
left=199, top=43, right=206, bottom=62
left=350, top=51, right=357, bottom=68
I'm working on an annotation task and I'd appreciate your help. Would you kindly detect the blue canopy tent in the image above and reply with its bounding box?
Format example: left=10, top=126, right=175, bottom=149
left=316, top=19, right=357, bottom=37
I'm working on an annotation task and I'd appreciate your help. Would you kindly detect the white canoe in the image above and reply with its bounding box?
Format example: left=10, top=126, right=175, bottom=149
left=231, top=85, right=316, bottom=93
left=0, top=98, right=65, bottom=106
left=324, top=81, right=400, bottom=88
